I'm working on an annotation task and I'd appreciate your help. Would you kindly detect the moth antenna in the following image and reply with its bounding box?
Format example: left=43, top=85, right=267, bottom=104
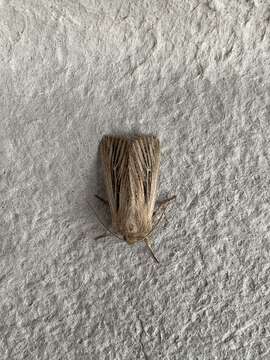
left=87, top=200, right=123, bottom=241
left=145, top=238, right=159, bottom=263
left=142, top=207, right=167, bottom=242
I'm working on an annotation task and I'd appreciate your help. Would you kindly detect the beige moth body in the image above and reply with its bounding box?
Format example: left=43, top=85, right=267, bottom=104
left=97, top=134, right=175, bottom=262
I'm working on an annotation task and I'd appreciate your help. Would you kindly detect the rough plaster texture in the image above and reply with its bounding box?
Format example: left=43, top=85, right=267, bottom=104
left=0, top=0, right=270, bottom=359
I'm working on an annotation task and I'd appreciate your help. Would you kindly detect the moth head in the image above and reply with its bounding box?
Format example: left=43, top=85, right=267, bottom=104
left=123, top=233, right=140, bottom=244
left=122, top=221, right=141, bottom=242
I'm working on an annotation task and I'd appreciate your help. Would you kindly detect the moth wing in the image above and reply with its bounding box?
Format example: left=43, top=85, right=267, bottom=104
left=100, top=136, right=129, bottom=215
left=130, top=136, right=160, bottom=216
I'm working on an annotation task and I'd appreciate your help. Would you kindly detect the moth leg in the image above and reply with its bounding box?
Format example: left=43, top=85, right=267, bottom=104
left=95, top=194, right=109, bottom=206
left=94, top=233, right=111, bottom=240
left=154, top=195, right=176, bottom=216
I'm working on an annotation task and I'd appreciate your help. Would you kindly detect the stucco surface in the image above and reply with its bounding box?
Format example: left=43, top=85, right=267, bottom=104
left=1, top=0, right=270, bottom=359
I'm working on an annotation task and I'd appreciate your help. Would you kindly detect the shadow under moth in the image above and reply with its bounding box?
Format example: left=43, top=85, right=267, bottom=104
left=93, top=134, right=176, bottom=263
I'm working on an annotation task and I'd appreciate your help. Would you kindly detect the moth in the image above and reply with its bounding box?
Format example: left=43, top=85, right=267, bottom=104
left=93, top=134, right=175, bottom=262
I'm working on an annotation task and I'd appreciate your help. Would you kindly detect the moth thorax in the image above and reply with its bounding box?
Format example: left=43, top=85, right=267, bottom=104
left=125, top=220, right=138, bottom=233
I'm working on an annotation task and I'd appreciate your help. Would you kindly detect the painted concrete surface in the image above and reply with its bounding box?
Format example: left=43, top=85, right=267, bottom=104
left=0, top=1, right=270, bottom=359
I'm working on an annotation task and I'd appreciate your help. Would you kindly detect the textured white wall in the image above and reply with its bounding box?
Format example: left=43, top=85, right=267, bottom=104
left=1, top=1, right=270, bottom=359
